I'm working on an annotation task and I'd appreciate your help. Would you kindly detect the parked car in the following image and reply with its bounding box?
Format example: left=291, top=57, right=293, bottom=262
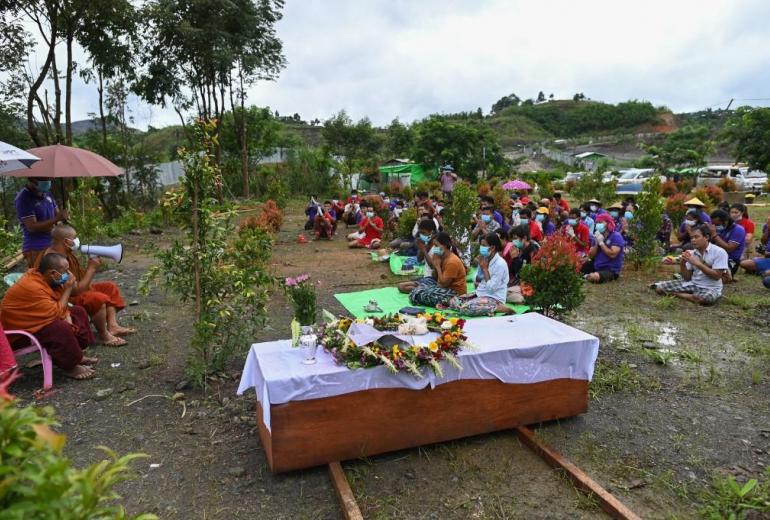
left=564, top=171, right=586, bottom=183
left=616, top=168, right=657, bottom=186
left=696, top=165, right=767, bottom=192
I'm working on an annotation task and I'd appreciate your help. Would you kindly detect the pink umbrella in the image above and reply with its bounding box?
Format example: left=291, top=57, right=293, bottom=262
left=501, top=179, right=531, bottom=191
left=0, top=144, right=124, bottom=178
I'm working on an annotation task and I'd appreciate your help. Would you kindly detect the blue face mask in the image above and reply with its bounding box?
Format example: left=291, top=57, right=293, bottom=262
left=366, top=211, right=374, bottom=218
left=716, top=225, right=725, bottom=232
left=479, top=245, right=490, bottom=257
left=512, top=210, right=519, bottom=216
left=512, top=239, right=523, bottom=249
left=535, top=214, right=545, bottom=223
left=580, top=211, right=587, bottom=218
left=596, top=222, right=607, bottom=233
left=35, top=180, right=52, bottom=192
left=624, top=211, right=634, bottom=220
left=51, top=272, right=69, bottom=287
left=567, top=218, right=577, bottom=226
left=609, top=211, right=619, bottom=218
left=419, top=233, right=431, bottom=243
left=520, top=218, right=529, bottom=225
left=431, top=246, right=443, bottom=256
left=481, top=214, right=492, bottom=223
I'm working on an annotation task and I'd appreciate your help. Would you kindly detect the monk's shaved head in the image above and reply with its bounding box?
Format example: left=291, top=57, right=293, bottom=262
left=52, top=224, right=77, bottom=241
left=38, top=252, right=68, bottom=273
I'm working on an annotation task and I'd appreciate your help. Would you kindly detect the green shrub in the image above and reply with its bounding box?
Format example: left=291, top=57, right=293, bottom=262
left=396, top=207, right=418, bottom=239
left=442, top=181, right=477, bottom=259
left=628, top=176, right=664, bottom=268
left=0, top=217, right=21, bottom=259
left=0, top=374, right=156, bottom=519
left=520, top=234, right=585, bottom=319
left=265, top=177, right=288, bottom=209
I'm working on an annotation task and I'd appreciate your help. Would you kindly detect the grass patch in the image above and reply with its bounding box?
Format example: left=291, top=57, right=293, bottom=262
left=590, top=361, right=642, bottom=399
left=699, top=468, right=770, bottom=519
left=723, top=294, right=770, bottom=311
left=653, top=295, right=677, bottom=310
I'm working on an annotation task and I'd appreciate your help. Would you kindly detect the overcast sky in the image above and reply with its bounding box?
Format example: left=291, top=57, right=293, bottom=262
left=22, top=0, right=770, bottom=129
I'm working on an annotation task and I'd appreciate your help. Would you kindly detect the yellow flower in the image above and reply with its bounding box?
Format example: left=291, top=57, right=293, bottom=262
left=434, top=313, right=443, bottom=321
left=450, top=317, right=459, bottom=325
left=410, top=346, right=420, bottom=354
left=428, top=342, right=439, bottom=353
left=392, top=346, right=400, bottom=357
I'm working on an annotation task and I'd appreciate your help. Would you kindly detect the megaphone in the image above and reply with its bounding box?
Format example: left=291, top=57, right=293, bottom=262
left=78, top=244, right=123, bottom=263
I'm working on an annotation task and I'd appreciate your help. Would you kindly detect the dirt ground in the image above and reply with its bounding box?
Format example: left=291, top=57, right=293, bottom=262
left=7, top=200, right=770, bottom=519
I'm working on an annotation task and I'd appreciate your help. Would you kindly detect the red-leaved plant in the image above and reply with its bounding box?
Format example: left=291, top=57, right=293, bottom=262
left=519, top=235, right=585, bottom=319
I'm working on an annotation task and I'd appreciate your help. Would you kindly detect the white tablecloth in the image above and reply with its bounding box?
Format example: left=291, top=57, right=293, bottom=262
left=237, top=313, right=599, bottom=431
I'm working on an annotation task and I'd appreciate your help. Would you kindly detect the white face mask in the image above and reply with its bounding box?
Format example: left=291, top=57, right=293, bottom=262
left=685, top=219, right=697, bottom=227
left=68, top=237, right=81, bottom=250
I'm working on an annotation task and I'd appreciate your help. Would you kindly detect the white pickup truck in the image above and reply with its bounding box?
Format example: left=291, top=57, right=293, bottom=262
left=696, top=165, right=767, bottom=193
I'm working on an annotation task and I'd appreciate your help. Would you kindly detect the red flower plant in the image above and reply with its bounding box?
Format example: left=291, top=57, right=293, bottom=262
left=530, top=234, right=583, bottom=273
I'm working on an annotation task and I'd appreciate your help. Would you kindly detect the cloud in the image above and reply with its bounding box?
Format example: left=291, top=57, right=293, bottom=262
left=12, top=0, right=770, bottom=129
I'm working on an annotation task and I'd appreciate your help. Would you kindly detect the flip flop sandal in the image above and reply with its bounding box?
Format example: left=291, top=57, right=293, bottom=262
left=66, top=367, right=95, bottom=380
left=112, top=328, right=137, bottom=337
left=101, top=337, right=127, bottom=347
left=81, top=357, right=99, bottom=366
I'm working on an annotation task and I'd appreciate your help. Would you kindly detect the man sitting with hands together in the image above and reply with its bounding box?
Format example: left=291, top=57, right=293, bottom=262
left=650, top=225, right=728, bottom=305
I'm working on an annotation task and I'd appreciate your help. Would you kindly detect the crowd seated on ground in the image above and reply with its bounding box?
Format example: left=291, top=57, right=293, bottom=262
left=581, top=213, right=625, bottom=283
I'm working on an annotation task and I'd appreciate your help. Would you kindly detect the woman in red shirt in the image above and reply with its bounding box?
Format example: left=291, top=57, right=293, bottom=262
left=731, top=203, right=755, bottom=257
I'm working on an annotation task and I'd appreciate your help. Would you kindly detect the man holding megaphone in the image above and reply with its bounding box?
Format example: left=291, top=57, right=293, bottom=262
left=36, top=224, right=135, bottom=347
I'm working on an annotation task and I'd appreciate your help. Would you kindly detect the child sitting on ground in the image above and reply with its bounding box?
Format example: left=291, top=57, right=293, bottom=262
left=313, top=200, right=337, bottom=240
left=348, top=202, right=384, bottom=249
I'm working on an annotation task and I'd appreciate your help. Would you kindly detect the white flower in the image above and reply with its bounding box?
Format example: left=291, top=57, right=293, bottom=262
left=365, top=318, right=374, bottom=326
left=440, top=320, right=453, bottom=330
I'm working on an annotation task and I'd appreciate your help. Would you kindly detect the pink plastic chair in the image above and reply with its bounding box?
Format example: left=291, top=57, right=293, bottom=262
left=6, top=330, right=53, bottom=390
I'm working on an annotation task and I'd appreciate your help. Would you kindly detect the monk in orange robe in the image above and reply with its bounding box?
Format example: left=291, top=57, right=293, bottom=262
left=1, top=253, right=97, bottom=380
left=39, top=224, right=135, bottom=346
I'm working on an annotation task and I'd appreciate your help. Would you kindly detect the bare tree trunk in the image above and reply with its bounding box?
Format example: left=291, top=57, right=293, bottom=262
left=26, top=15, right=57, bottom=146
left=238, top=67, right=249, bottom=198
left=51, top=52, right=63, bottom=144
left=65, top=31, right=74, bottom=145
left=98, top=70, right=107, bottom=147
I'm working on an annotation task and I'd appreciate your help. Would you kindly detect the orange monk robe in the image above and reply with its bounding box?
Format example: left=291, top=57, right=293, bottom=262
left=34, top=250, right=126, bottom=317
left=0, top=269, right=69, bottom=334
left=63, top=251, right=126, bottom=316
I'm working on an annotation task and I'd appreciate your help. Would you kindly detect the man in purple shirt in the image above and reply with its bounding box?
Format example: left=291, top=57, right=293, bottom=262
left=709, top=209, right=745, bottom=276
left=582, top=213, right=625, bottom=283
left=439, top=165, right=458, bottom=200
left=15, top=177, right=67, bottom=266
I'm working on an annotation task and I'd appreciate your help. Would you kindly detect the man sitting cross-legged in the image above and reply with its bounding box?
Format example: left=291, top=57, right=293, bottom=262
left=0, top=253, right=97, bottom=380
left=39, top=224, right=134, bottom=346
left=650, top=225, right=728, bottom=305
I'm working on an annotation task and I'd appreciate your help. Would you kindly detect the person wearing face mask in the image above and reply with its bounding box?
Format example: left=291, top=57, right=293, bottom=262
left=37, top=224, right=134, bottom=346
left=586, top=199, right=605, bottom=220
left=562, top=208, right=591, bottom=255
left=15, top=177, right=69, bottom=266
left=510, top=201, right=524, bottom=227
left=684, top=198, right=711, bottom=223
left=471, top=206, right=501, bottom=240
left=607, top=202, right=624, bottom=233
left=0, top=253, right=97, bottom=380
left=443, top=233, right=510, bottom=316
left=582, top=213, right=625, bottom=283
left=518, top=207, right=543, bottom=243
left=729, top=203, right=755, bottom=258
left=650, top=225, right=728, bottom=305
left=398, top=220, right=438, bottom=294
left=579, top=203, right=595, bottom=234
left=508, top=224, right=540, bottom=286
left=553, top=191, right=570, bottom=211
left=708, top=209, right=745, bottom=278
left=408, top=232, right=466, bottom=306
left=348, top=202, right=384, bottom=249
left=535, top=207, right=555, bottom=236
left=672, top=208, right=704, bottom=252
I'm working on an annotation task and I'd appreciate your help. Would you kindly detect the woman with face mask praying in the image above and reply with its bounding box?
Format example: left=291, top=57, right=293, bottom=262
left=443, top=233, right=511, bottom=316
left=407, top=232, right=467, bottom=307
left=581, top=213, right=626, bottom=283
left=348, top=202, right=384, bottom=249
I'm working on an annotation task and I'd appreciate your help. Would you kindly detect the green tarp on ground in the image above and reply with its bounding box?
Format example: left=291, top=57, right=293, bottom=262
left=333, top=286, right=529, bottom=319
left=379, top=163, right=429, bottom=185
left=388, top=254, right=478, bottom=282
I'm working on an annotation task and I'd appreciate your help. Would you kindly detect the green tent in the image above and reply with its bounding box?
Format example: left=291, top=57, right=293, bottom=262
left=379, top=162, right=429, bottom=186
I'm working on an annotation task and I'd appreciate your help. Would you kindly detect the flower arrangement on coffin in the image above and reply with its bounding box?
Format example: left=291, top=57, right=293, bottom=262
left=320, top=312, right=471, bottom=378
left=283, top=273, right=317, bottom=347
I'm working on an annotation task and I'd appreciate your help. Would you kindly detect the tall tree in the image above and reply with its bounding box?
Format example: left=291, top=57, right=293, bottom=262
left=322, top=111, right=381, bottom=189
left=721, top=107, right=770, bottom=172
left=643, top=125, right=714, bottom=171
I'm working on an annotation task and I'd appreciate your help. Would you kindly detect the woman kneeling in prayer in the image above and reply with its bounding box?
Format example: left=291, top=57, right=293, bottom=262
left=408, top=232, right=467, bottom=307
left=442, top=233, right=511, bottom=316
